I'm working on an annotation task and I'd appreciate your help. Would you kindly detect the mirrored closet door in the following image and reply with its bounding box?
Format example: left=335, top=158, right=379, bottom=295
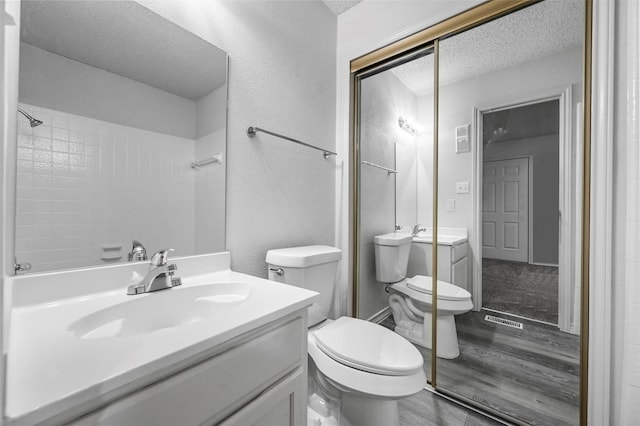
left=355, top=47, right=435, bottom=383
left=351, top=1, right=589, bottom=424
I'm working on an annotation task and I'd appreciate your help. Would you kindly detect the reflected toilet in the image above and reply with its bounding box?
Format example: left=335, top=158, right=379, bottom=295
left=374, top=233, right=473, bottom=359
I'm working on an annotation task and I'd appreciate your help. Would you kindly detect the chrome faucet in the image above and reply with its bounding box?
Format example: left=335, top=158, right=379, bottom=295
left=128, top=240, right=148, bottom=262
left=412, top=224, right=426, bottom=236
left=127, top=248, right=182, bottom=295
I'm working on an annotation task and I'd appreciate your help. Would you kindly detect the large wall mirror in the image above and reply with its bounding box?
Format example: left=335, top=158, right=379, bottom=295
left=14, top=0, right=228, bottom=274
left=351, top=0, right=587, bottom=424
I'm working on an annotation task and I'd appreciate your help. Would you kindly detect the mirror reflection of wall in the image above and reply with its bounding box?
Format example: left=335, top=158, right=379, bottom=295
left=15, top=1, right=228, bottom=273
left=354, top=1, right=585, bottom=424
left=435, top=1, right=583, bottom=424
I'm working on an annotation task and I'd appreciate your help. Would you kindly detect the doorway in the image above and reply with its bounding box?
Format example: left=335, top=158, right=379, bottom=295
left=480, top=100, right=561, bottom=325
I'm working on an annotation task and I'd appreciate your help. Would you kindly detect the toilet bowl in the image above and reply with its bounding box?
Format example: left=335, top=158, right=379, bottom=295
left=374, top=233, right=473, bottom=359
left=266, top=245, right=426, bottom=426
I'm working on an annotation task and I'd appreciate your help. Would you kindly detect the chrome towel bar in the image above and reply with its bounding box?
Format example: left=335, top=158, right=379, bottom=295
left=247, top=126, right=337, bottom=159
left=361, top=161, right=397, bottom=175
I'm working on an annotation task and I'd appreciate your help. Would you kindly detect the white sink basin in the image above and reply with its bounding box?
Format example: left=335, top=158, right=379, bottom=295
left=68, top=283, right=252, bottom=339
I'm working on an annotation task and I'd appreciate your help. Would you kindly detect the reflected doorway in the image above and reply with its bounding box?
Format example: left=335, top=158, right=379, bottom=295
left=480, top=100, right=560, bottom=326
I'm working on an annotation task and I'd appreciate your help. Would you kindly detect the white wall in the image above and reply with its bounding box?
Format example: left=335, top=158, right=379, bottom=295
left=19, top=43, right=197, bottom=139
left=336, top=0, right=485, bottom=315
left=137, top=0, right=337, bottom=279
left=358, top=69, right=415, bottom=319
left=196, top=83, right=227, bottom=139
left=611, top=0, right=640, bottom=423
left=15, top=103, right=196, bottom=272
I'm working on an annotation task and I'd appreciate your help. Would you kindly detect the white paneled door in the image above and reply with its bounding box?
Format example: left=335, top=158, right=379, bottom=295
left=482, top=158, right=529, bottom=262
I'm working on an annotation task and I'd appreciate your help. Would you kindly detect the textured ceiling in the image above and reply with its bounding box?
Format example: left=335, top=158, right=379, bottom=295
left=391, top=0, right=584, bottom=95
left=322, top=0, right=364, bottom=15
left=21, top=1, right=227, bottom=101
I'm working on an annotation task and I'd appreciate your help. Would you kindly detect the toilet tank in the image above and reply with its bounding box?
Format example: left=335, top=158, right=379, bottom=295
left=374, top=233, right=413, bottom=283
left=266, top=245, right=341, bottom=325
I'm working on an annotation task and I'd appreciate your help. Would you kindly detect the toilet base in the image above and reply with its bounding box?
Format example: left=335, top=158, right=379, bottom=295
left=340, top=393, right=400, bottom=426
left=393, top=311, right=460, bottom=359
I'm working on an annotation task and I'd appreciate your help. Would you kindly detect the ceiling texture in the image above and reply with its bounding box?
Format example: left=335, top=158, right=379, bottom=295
left=391, top=0, right=584, bottom=95
left=322, top=0, right=364, bottom=15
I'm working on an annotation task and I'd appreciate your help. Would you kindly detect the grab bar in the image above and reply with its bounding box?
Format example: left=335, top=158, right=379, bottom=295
left=247, top=126, right=337, bottom=159
left=361, top=161, right=397, bottom=175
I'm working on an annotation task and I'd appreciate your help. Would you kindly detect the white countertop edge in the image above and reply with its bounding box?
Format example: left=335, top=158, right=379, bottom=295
left=6, top=265, right=316, bottom=425
left=7, top=298, right=313, bottom=426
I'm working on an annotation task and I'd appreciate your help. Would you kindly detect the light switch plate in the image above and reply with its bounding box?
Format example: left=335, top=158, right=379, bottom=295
left=456, top=181, right=469, bottom=194
left=446, top=199, right=455, bottom=212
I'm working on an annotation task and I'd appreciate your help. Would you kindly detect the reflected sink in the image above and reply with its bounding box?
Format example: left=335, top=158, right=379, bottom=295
left=68, top=283, right=252, bottom=339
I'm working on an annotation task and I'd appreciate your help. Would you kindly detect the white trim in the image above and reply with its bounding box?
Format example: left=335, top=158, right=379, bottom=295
left=558, top=86, right=575, bottom=334
left=588, top=0, right=615, bottom=424
left=473, top=91, right=574, bottom=321
left=367, top=306, right=392, bottom=324
left=530, top=262, right=559, bottom=268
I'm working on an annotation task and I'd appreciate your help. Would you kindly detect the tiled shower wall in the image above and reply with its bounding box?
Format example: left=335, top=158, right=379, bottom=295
left=15, top=103, right=196, bottom=273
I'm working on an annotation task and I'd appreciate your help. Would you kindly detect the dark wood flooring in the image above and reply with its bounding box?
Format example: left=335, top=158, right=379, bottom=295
left=382, top=310, right=580, bottom=426
left=399, top=389, right=504, bottom=426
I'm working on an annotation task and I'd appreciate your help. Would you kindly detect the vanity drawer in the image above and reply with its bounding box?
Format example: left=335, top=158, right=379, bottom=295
left=68, top=317, right=304, bottom=426
left=451, top=242, right=468, bottom=263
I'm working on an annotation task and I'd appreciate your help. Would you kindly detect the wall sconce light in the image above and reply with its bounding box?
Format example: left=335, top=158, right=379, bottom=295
left=398, top=116, right=417, bottom=135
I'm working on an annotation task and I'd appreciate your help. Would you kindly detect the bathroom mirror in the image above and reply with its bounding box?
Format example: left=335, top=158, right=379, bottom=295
left=436, top=1, right=583, bottom=424
left=351, top=0, right=587, bottom=424
left=356, top=48, right=435, bottom=381
left=14, top=0, right=228, bottom=273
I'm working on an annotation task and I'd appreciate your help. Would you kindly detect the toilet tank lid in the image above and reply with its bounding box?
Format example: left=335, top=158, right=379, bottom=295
left=266, top=245, right=341, bottom=268
left=374, top=232, right=413, bottom=246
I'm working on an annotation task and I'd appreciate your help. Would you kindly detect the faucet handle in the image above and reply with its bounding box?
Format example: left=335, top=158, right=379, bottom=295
left=128, top=240, right=148, bottom=262
left=150, top=248, right=174, bottom=266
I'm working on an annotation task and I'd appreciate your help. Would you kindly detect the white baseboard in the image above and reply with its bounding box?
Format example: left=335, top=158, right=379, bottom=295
left=368, top=306, right=392, bottom=324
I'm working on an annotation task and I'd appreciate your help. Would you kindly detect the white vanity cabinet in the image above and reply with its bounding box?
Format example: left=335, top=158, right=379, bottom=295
left=67, top=311, right=308, bottom=426
left=408, top=239, right=469, bottom=291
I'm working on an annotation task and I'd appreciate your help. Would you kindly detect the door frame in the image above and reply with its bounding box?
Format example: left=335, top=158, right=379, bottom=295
left=472, top=86, right=576, bottom=333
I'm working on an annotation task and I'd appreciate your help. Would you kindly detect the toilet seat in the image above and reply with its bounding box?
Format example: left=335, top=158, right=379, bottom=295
left=313, top=317, right=423, bottom=376
left=308, top=319, right=426, bottom=398
left=406, top=275, right=470, bottom=301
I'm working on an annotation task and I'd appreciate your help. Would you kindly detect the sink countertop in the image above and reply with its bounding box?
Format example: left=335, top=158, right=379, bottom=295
left=5, top=253, right=317, bottom=425
left=411, top=227, right=468, bottom=246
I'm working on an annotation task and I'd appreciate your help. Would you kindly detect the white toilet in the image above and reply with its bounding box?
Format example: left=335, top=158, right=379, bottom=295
left=374, top=233, right=473, bottom=359
left=266, top=245, right=426, bottom=426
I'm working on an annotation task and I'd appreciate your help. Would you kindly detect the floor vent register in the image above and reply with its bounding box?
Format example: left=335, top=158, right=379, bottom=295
left=484, top=314, right=524, bottom=329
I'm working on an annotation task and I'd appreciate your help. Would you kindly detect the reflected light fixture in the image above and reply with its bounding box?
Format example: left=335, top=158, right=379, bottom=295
left=398, top=116, right=417, bottom=135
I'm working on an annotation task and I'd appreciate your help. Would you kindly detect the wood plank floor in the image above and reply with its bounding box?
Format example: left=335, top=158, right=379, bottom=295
left=382, top=310, right=580, bottom=426
left=399, top=389, right=503, bottom=426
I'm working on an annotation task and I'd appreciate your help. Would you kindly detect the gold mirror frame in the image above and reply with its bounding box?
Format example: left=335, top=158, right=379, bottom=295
left=348, top=0, right=592, bottom=424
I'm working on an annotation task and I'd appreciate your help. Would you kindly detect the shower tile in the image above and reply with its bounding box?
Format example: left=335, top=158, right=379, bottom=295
left=52, top=152, right=69, bottom=165
left=17, top=147, right=33, bottom=161
left=33, top=162, right=52, bottom=175
left=33, top=150, right=52, bottom=163
left=69, top=130, right=84, bottom=144
left=33, top=125, right=52, bottom=139
left=33, top=136, right=51, bottom=151
left=52, top=127, right=69, bottom=142
left=52, top=140, right=69, bottom=153
left=17, top=134, right=33, bottom=148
